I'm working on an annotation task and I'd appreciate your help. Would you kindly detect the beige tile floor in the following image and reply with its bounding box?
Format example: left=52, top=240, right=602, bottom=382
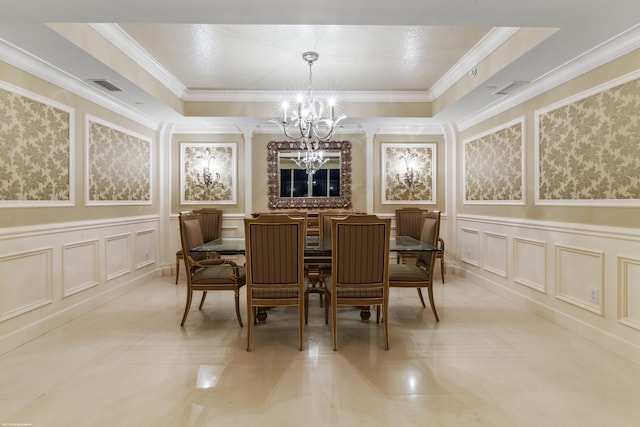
left=1, top=274, right=640, bottom=426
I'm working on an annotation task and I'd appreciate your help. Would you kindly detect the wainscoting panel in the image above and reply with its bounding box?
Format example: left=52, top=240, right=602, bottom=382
left=0, top=248, right=52, bottom=321
left=483, top=232, right=508, bottom=278
left=135, top=228, right=156, bottom=270
left=618, top=256, right=640, bottom=331
left=457, top=214, right=640, bottom=364
left=0, top=216, right=160, bottom=355
left=62, top=239, right=99, bottom=297
left=555, top=244, right=604, bottom=315
left=513, top=237, right=547, bottom=293
left=460, top=227, right=480, bottom=266
left=106, top=233, right=132, bottom=281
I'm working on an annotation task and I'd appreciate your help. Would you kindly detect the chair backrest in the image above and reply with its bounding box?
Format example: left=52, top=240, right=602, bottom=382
left=331, top=215, right=391, bottom=287
left=416, top=210, right=441, bottom=267
left=319, top=210, right=366, bottom=239
left=395, top=208, right=428, bottom=239
left=244, top=214, right=306, bottom=286
left=251, top=211, right=308, bottom=222
left=319, top=211, right=349, bottom=239
left=192, top=208, right=223, bottom=242
left=179, top=212, right=206, bottom=275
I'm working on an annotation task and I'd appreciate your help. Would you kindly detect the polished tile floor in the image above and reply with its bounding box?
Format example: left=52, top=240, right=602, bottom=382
left=1, top=274, right=640, bottom=426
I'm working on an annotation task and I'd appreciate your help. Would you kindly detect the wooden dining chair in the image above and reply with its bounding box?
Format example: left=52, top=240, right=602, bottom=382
left=244, top=214, right=307, bottom=351
left=395, top=207, right=427, bottom=264
left=193, top=207, right=223, bottom=242
left=299, top=210, right=350, bottom=314
left=178, top=212, right=245, bottom=327
left=176, top=208, right=223, bottom=284
left=326, top=215, right=391, bottom=350
left=389, top=210, right=441, bottom=321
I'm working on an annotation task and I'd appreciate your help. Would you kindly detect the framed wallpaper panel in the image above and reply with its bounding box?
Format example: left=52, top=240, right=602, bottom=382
left=535, top=71, right=640, bottom=206
left=180, top=142, right=237, bottom=204
left=0, top=81, right=74, bottom=207
left=381, top=143, right=436, bottom=204
left=85, top=115, right=152, bottom=206
left=463, top=117, right=525, bottom=205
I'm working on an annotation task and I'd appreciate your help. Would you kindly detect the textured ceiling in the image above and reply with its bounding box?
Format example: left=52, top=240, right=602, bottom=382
left=118, top=24, right=492, bottom=92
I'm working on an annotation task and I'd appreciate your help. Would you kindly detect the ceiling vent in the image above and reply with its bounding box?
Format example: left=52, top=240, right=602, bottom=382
left=493, top=81, right=529, bottom=95
left=91, top=79, right=123, bottom=92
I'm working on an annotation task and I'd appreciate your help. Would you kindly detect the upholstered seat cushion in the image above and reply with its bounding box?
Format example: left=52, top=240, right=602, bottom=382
left=325, top=282, right=384, bottom=298
left=192, top=265, right=246, bottom=284
left=252, top=287, right=303, bottom=298
left=388, top=263, right=428, bottom=282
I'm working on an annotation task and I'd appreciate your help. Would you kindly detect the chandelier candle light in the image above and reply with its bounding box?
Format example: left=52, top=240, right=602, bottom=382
left=293, top=149, right=327, bottom=175
left=271, top=51, right=346, bottom=175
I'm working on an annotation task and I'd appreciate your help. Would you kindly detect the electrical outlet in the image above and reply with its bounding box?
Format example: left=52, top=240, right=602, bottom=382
left=589, top=288, right=599, bottom=304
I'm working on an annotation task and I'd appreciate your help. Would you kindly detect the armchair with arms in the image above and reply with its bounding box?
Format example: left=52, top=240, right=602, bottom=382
left=389, top=210, right=441, bottom=321
left=178, top=212, right=245, bottom=327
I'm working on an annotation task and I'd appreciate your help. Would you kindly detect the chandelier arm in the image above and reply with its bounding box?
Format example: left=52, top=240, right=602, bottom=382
left=310, top=116, right=346, bottom=142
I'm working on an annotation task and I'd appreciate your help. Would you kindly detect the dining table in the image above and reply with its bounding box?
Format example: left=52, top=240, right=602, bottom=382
left=191, top=235, right=440, bottom=257
left=190, top=235, right=440, bottom=322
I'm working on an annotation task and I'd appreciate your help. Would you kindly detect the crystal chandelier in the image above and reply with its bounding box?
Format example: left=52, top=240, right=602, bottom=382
left=292, top=150, right=328, bottom=175
left=271, top=51, right=346, bottom=153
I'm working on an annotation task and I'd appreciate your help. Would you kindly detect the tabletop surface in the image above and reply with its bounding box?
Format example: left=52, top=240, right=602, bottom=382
left=191, top=236, right=439, bottom=256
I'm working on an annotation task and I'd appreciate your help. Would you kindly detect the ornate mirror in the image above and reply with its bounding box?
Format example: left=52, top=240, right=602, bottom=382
left=268, top=140, right=352, bottom=209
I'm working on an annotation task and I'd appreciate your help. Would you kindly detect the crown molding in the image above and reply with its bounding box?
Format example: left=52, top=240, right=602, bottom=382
left=428, top=27, right=520, bottom=100
left=90, top=23, right=187, bottom=99
left=456, top=23, right=640, bottom=131
left=183, top=89, right=432, bottom=103
left=0, top=37, right=159, bottom=130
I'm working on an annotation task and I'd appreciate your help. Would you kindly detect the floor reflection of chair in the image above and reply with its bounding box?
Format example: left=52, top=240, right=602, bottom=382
left=327, top=215, right=391, bottom=351
left=178, top=212, right=245, bottom=327
left=389, top=210, right=441, bottom=321
left=244, top=214, right=307, bottom=351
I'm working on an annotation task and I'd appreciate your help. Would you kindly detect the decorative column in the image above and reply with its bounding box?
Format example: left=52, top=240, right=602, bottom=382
left=158, top=121, right=175, bottom=275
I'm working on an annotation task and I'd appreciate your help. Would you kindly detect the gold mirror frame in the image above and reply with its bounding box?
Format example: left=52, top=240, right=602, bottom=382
left=267, top=140, right=352, bottom=209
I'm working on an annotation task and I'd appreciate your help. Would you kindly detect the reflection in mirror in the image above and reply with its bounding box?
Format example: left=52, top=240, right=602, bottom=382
left=268, top=141, right=351, bottom=209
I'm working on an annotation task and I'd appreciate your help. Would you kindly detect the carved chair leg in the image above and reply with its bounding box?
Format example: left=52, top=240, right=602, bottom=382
left=234, top=290, right=243, bottom=327
left=180, top=290, right=193, bottom=326
left=175, top=259, right=180, bottom=284
left=416, top=288, right=426, bottom=307
left=427, top=284, right=439, bottom=322
left=199, top=291, right=207, bottom=309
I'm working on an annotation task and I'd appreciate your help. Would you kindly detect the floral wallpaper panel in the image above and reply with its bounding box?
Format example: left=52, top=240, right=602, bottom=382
left=382, top=143, right=435, bottom=204
left=0, top=83, right=73, bottom=206
left=464, top=120, right=524, bottom=203
left=537, top=76, right=640, bottom=203
left=180, top=143, right=236, bottom=204
left=87, top=118, right=151, bottom=204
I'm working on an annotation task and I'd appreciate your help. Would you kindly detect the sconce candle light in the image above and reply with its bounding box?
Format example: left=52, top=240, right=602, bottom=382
left=399, top=149, right=418, bottom=188
left=196, top=148, right=221, bottom=188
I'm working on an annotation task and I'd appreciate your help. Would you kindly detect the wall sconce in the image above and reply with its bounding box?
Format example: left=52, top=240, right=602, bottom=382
left=397, top=149, right=418, bottom=188
left=196, top=148, right=221, bottom=188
